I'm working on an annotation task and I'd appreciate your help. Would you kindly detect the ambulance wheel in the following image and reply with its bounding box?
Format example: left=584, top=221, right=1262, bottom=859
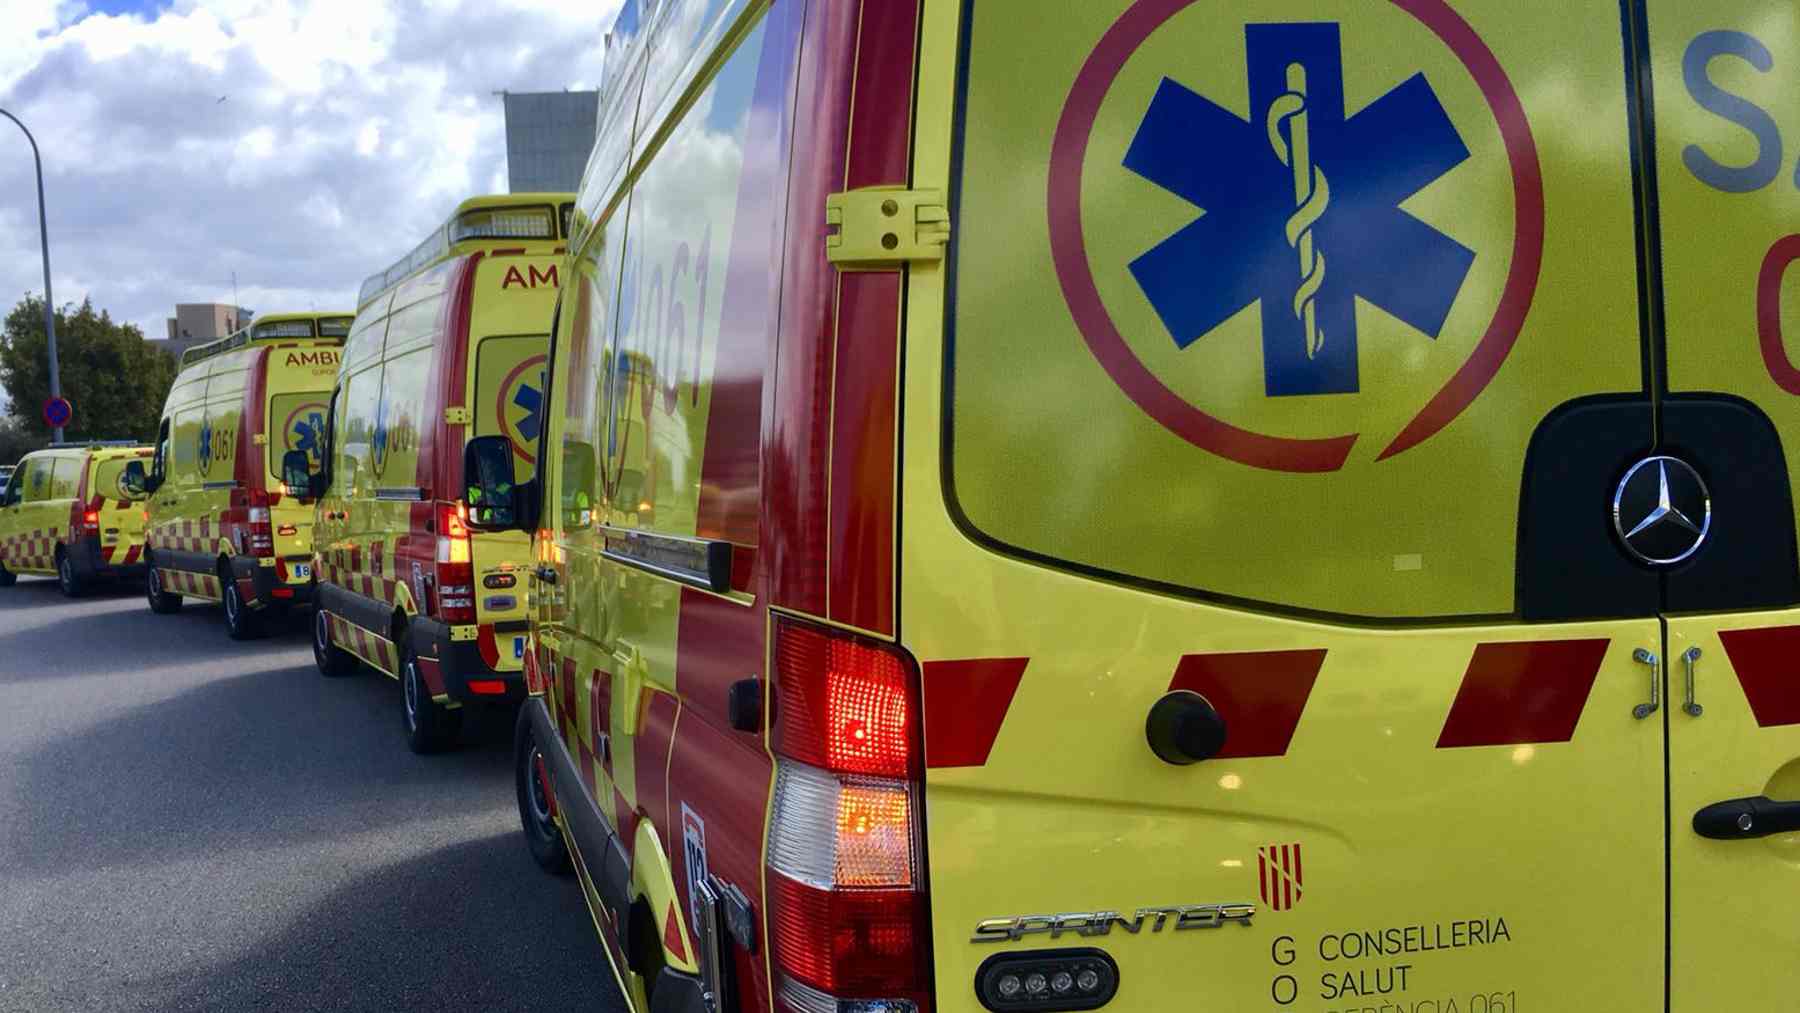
left=56, top=549, right=86, bottom=598
left=402, top=646, right=461, bottom=754
left=146, top=563, right=182, bottom=614
left=221, top=575, right=263, bottom=640
left=0, top=562, right=16, bottom=587
left=515, top=704, right=571, bottom=874
left=312, top=609, right=358, bottom=677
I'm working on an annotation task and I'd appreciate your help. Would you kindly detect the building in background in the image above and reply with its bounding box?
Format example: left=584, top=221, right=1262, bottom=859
left=501, top=90, right=598, bottom=192
left=154, top=303, right=252, bottom=361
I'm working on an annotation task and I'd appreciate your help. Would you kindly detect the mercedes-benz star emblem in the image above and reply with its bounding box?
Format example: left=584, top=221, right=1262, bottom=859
left=1613, top=455, right=1712, bottom=566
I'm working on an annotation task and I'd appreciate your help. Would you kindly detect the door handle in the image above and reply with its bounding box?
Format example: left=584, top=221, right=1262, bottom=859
left=1693, top=796, right=1800, bottom=840
left=1632, top=648, right=1660, bottom=719
left=1681, top=646, right=1703, bottom=717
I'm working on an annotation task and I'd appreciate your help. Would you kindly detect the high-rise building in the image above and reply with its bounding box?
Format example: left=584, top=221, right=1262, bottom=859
left=502, top=90, right=599, bottom=193
left=155, top=303, right=252, bottom=361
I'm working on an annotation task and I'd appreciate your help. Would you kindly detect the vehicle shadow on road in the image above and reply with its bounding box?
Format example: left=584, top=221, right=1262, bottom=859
left=4, top=644, right=518, bottom=874
left=132, top=831, right=622, bottom=1013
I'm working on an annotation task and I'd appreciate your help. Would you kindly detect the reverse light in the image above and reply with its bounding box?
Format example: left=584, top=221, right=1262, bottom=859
left=767, top=618, right=931, bottom=1013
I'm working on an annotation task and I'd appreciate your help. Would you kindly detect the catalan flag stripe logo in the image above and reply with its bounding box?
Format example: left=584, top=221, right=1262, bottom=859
left=1258, top=842, right=1303, bottom=911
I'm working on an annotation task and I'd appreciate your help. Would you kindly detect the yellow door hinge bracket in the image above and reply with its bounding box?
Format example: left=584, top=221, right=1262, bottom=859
left=444, top=407, right=472, bottom=425
left=826, top=187, right=949, bottom=270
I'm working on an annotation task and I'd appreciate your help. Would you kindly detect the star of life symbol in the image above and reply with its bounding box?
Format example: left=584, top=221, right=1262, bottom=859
left=1124, top=22, right=1475, bottom=397
left=511, top=373, right=544, bottom=444
left=197, top=416, right=214, bottom=476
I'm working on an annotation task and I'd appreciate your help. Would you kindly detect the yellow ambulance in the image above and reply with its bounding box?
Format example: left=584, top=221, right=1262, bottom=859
left=142, top=312, right=350, bottom=637
left=0, top=441, right=153, bottom=596
left=466, top=1, right=1800, bottom=1011
left=290, top=193, right=568, bottom=753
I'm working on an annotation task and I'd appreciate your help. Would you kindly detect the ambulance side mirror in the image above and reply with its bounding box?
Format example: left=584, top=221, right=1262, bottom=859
left=120, top=461, right=149, bottom=499
left=463, top=436, right=537, bottom=533
left=280, top=450, right=323, bottom=498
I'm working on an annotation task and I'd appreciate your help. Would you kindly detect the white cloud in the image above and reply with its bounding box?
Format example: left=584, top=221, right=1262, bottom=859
left=0, top=0, right=620, bottom=338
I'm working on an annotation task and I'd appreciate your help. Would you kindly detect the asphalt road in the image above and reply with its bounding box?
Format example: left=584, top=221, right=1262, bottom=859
left=0, top=576, right=626, bottom=1012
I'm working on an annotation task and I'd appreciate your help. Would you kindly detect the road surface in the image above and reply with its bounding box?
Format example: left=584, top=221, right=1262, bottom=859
left=0, top=577, right=625, bottom=1012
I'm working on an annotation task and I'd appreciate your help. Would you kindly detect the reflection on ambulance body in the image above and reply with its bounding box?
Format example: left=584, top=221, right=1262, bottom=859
left=504, top=2, right=1800, bottom=1013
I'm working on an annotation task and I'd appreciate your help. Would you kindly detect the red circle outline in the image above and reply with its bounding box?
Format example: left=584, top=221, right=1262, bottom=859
left=281, top=401, right=328, bottom=454
left=1046, top=0, right=1544, bottom=472
left=495, top=354, right=549, bottom=466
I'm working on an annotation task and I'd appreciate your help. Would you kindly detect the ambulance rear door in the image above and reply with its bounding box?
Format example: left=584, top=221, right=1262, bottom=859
left=466, top=255, right=557, bottom=667
left=909, top=1, right=1666, bottom=1009
left=1641, top=3, right=1800, bottom=1007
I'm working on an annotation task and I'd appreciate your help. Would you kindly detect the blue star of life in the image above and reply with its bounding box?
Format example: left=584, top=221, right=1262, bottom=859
left=512, top=374, right=544, bottom=443
left=1123, top=22, right=1475, bottom=397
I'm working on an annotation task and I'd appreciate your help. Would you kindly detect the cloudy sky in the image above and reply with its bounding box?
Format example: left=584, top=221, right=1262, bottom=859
left=0, top=0, right=621, bottom=341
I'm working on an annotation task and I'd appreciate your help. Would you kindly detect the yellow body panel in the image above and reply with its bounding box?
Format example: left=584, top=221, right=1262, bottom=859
left=1645, top=2, right=1800, bottom=1006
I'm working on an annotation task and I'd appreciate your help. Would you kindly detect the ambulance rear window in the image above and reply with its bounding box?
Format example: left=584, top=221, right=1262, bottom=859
left=90, top=459, right=140, bottom=503
left=943, top=3, right=1645, bottom=621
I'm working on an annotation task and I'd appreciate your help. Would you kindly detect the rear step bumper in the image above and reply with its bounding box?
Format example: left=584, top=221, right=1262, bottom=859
left=68, top=537, right=147, bottom=579
left=226, top=554, right=315, bottom=609
left=410, top=614, right=526, bottom=704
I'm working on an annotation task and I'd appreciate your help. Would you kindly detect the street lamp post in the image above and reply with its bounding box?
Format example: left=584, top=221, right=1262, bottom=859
left=0, top=108, right=63, bottom=442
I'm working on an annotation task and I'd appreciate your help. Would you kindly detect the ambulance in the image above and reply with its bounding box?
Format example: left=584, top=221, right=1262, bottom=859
left=465, top=1, right=1800, bottom=1010
left=289, top=193, right=569, bottom=753
left=0, top=441, right=153, bottom=596
left=141, top=313, right=350, bottom=637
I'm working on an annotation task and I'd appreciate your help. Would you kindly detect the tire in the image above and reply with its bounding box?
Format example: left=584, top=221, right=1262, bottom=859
left=312, top=608, right=358, bottom=677
left=56, top=549, right=85, bottom=598
left=146, top=562, right=182, bottom=614
left=0, top=562, right=17, bottom=587
left=402, top=644, right=461, bottom=754
left=515, top=703, right=571, bottom=874
left=221, top=572, right=262, bottom=640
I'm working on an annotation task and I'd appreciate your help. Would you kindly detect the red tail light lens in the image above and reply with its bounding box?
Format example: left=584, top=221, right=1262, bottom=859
left=774, top=622, right=917, bottom=779
left=767, top=618, right=930, bottom=1013
left=434, top=501, right=475, bottom=623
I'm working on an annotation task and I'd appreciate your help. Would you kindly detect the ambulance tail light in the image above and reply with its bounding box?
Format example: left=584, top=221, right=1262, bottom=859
left=434, top=501, right=475, bottom=623
left=80, top=510, right=100, bottom=536
left=244, top=489, right=274, bottom=557
left=766, top=619, right=930, bottom=1013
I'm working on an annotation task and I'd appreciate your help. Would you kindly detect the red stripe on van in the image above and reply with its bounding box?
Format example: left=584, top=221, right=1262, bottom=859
left=921, top=658, right=1028, bottom=768
left=827, top=272, right=900, bottom=636
left=1436, top=639, right=1608, bottom=748
left=766, top=0, right=858, bottom=615
left=238, top=347, right=272, bottom=490
left=1168, top=649, right=1326, bottom=758
left=1719, top=625, right=1800, bottom=727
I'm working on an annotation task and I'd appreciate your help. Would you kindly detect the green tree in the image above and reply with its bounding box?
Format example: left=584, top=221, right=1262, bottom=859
left=0, top=295, right=178, bottom=445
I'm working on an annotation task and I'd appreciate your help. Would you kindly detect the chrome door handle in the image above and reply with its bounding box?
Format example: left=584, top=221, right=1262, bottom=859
left=1681, top=646, right=1703, bottom=717
left=1632, top=648, right=1660, bottom=719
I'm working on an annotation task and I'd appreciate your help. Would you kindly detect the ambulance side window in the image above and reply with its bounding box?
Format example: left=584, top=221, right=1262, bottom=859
left=338, top=365, right=382, bottom=499
left=47, top=457, right=78, bottom=501
left=152, top=419, right=171, bottom=483
left=563, top=265, right=607, bottom=532
left=18, top=458, right=50, bottom=504
left=318, top=386, right=339, bottom=494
